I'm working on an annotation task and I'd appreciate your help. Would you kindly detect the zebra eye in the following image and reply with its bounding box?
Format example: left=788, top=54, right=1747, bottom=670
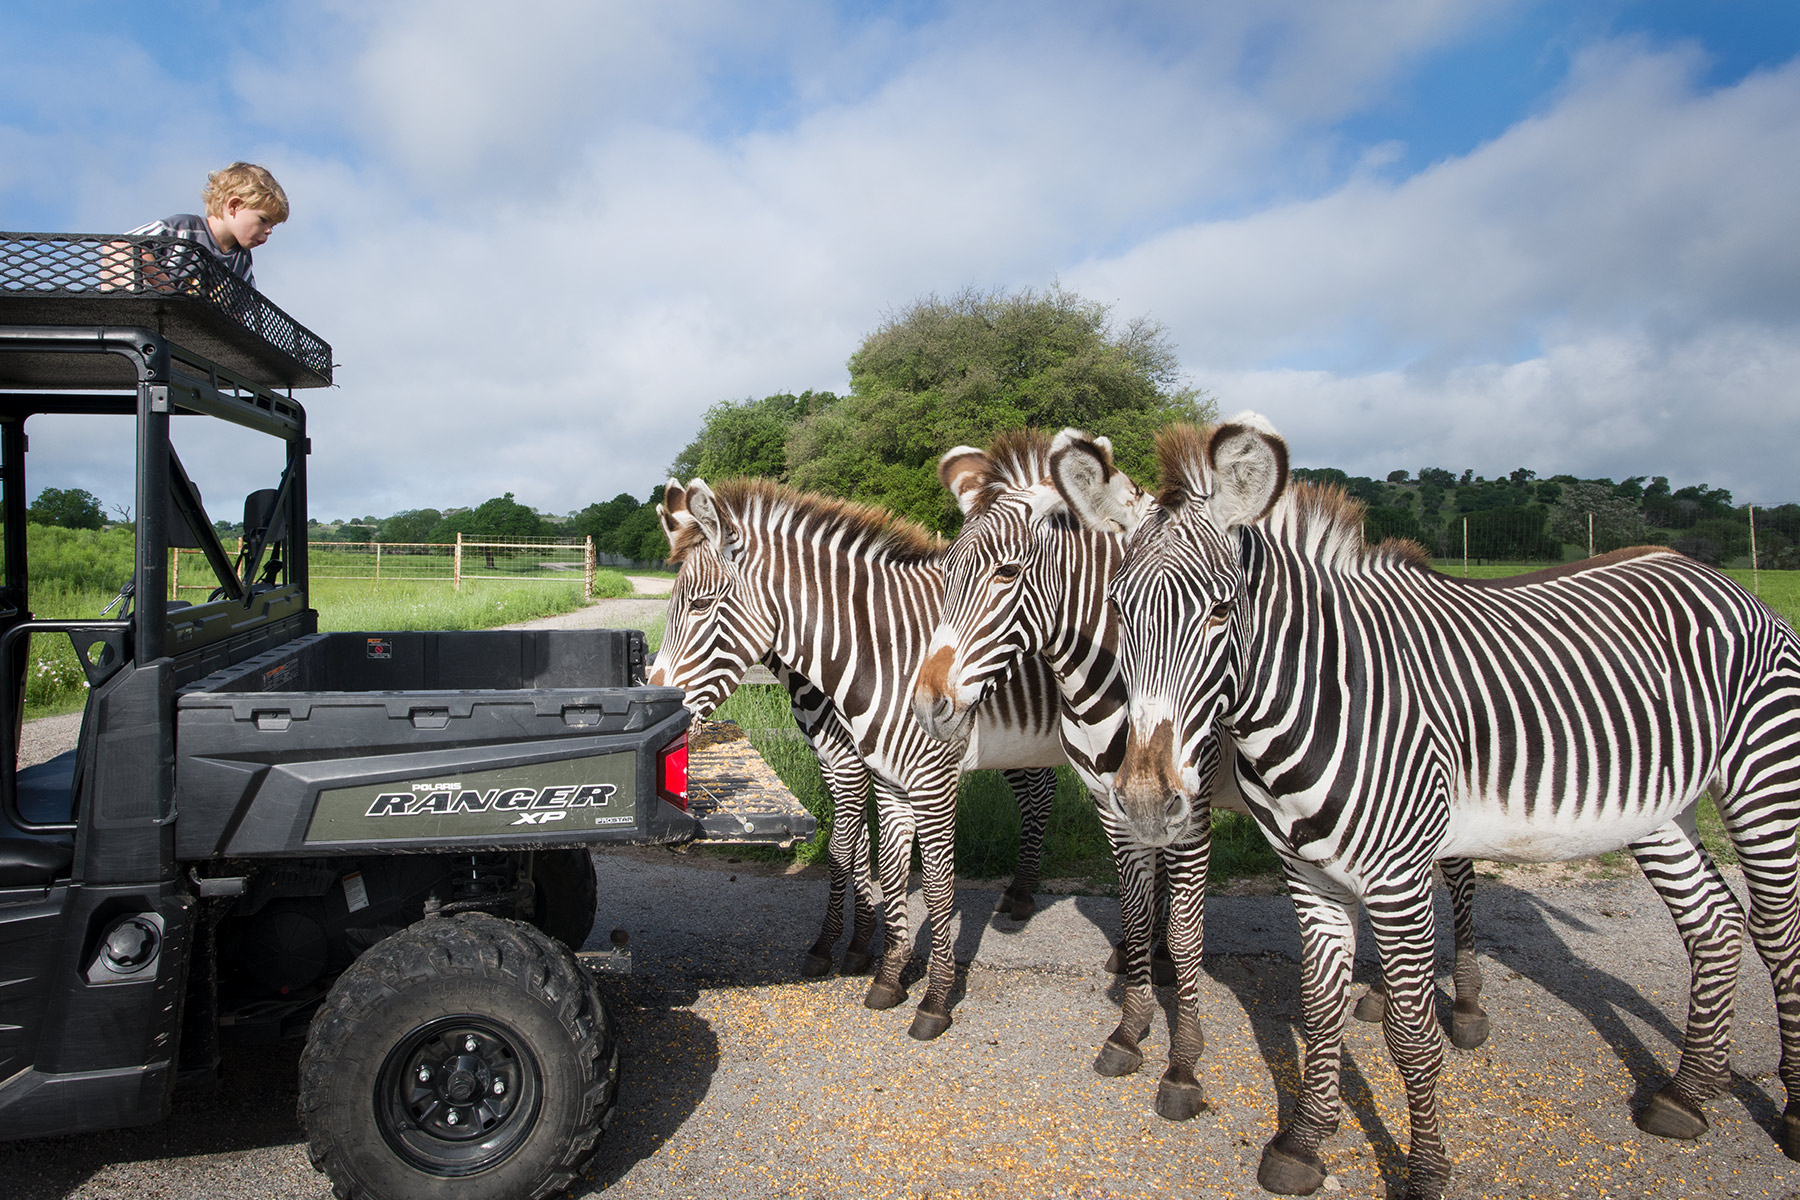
left=1208, top=600, right=1233, bottom=623
left=687, top=595, right=712, bottom=613
left=993, top=562, right=1021, bottom=582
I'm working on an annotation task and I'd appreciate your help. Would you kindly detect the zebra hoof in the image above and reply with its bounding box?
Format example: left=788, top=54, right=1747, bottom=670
left=1352, top=990, right=1385, bottom=1024
left=908, top=1004, right=952, bottom=1041
left=1258, top=1131, right=1326, bottom=1196
left=998, top=890, right=1036, bottom=923
left=1636, top=1086, right=1708, bottom=1141
left=1450, top=1002, right=1490, bottom=1050
left=1780, top=1101, right=1800, bottom=1160
left=840, top=949, right=875, bottom=975
left=864, top=980, right=908, bottom=1010
left=1104, top=946, right=1125, bottom=974
left=1154, top=1075, right=1209, bottom=1121
left=800, top=950, right=833, bottom=978
left=1093, top=1036, right=1144, bottom=1078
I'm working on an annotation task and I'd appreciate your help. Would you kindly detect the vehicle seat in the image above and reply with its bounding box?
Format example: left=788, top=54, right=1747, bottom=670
left=0, top=749, right=77, bottom=887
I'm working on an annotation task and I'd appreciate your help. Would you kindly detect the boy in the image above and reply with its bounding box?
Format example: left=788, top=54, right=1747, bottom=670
left=109, top=162, right=288, bottom=291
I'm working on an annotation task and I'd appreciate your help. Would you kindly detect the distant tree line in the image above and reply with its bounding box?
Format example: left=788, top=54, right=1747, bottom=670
left=1298, top=465, right=1799, bottom=568
left=294, top=491, right=673, bottom=562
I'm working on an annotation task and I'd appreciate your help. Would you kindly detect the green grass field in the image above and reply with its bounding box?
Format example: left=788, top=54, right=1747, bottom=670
left=19, top=575, right=597, bottom=719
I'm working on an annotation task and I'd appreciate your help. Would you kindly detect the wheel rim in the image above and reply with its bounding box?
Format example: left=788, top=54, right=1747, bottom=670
left=374, top=1014, right=544, bottom=1177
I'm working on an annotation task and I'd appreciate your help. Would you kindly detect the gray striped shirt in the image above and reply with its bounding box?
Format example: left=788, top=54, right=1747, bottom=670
left=126, top=213, right=256, bottom=288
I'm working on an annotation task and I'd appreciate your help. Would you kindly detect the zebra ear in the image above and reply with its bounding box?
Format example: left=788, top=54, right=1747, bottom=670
left=1205, top=413, right=1288, bottom=531
left=1049, top=428, right=1148, bottom=536
left=938, top=446, right=990, bottom=516
left=659, top=478, right=727, bottom=554
left=683, top=479, right=727, bottom=551
left=657, top=478, right=688, bottom=542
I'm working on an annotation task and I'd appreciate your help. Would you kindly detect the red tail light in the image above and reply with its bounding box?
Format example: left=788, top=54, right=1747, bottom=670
left=658, top=731, right=688, bottom=811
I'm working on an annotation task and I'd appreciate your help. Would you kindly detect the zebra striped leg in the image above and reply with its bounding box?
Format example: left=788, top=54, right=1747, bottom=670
left=1732, top=820, right=1800, bottom=1158
left=1629, top=817, right=1746, bottom=1141
left=1351, top=858, right=1488, bottom=1050
left=842, top=811, right=880, bottom=975
left=1714, top=715, right=1800, bottom=1160
left=909, top=770, right=965, bottom=1041
left=1443, top=857, right=1488, bottom=1049
left=802, top=750, right=875, bottom=977
left=1259, top=862, right=1358, bottom=1197
left=1105, top=852, right=1177, bottom=985
left=1094, top=828, right=1158, bottom=1079
left=1364, top=871, right=1453, bottom=1200
left=789, top=692, right=879, bottom=978
left=996, top=767, right=1056, bottom=922
left=864, top=778, right=917, bottom=1014
left=1157, top=833, right=1212, bottom=1120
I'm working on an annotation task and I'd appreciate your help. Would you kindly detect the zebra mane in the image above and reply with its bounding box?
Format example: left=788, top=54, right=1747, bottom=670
left=668, top=477, right=944, bottom=565
left=1152, top=424, right=1213, bottom=514
left=1266, top=482, right=1430, bottom=573
left=962, top=430, right=1055, bottom=516
left=1154, top=424, right=1429, bottom=573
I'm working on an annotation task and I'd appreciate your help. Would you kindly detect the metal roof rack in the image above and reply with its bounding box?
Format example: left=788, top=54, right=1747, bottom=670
left=0, top=232, right=332, bottom=389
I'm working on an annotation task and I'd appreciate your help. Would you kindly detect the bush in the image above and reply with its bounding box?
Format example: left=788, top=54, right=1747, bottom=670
left=590, top=569, right=634, bottom=599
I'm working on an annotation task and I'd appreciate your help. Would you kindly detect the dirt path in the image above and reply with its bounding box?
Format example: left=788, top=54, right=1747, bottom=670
left=4, top=850, right=1795, bottom=1200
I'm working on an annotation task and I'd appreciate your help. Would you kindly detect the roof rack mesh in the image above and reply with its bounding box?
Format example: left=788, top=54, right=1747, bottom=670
left=0, top=233, right=331, bottom=382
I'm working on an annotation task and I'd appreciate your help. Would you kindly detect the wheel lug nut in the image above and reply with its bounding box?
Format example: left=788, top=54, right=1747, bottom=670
left=464, top=1036, right=478, bottom=1052
left=446, top=1110, right=459, bottom=1125
left=417, top=1067, right=431, bottom=1083
left=493, top=1080, right=505, bottom=1095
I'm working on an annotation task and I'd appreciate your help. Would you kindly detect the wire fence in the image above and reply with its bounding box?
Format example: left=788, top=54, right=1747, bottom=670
left=173, top=535, right=598, bottom=597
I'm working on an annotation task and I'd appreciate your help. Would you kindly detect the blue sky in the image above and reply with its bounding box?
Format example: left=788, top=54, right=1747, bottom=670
left=4, top=0, right=1798, bottom=519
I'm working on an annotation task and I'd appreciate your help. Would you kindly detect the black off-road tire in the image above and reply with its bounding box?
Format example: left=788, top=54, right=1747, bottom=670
left=298, top=913, right=619, bottom=1200
left=529, top=848, right=598, bottom=950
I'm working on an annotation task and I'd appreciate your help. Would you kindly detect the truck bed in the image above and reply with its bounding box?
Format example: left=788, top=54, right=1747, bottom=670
left=173, top=629, right=814, bottom=857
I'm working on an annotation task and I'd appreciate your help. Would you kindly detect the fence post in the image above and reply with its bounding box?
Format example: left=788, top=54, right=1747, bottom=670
left=1587, top=512, right=1595, bottom=558
left=170, top=546, right=180, bottom=598
left=1462, top=518, right=1468, bottom=578
left=375, top=540, right=382, bottom=584
left=1749, top=504, right=1760, bottom=596
left=454, top=533, right=463, bottom=593
left=584, top=536, right=595, bottom=598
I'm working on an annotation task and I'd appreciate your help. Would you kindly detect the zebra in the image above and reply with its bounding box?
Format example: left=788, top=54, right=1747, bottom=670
left=755, top=659, right=1060, bottom=977
left=651, top=476, right=1066, bottom=1039
left=909, top=430, right=1487, bottom=1124
left=1052, top=414, right=1800, bottom=1200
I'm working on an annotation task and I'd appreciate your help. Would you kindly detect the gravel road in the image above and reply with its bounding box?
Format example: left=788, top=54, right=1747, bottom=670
left=7, top=579, right=1798, bottom=1198
left=3, top=851, right=1797, bottom=1200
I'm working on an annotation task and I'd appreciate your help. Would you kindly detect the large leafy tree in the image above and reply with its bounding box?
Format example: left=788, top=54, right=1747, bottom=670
left=376, top=508, right=443, bottom=544
left=677, top=286, right=1210, bottom=533
left=29, top=486, right=105, bottom=530
left=427, top=493, right=548, bottom=542
left=666, top=391, right=839, bottom=483
left=1546, top=481, right=1652, bottom=554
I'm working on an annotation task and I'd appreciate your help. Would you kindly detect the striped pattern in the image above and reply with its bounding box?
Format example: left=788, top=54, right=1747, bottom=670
left=653, top=478, right=1065, bottom=1036
left=912, top=431, right=1486, bottom=1124
left=1057, top=416, right=1800, bottom=1199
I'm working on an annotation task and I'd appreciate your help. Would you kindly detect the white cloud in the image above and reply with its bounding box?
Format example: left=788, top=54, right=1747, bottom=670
left=1212, top=322, right=1800, bottom=502
left=5, top=3, right=1796, bottom=519
left=1073, top=43, right=1800, bottom=500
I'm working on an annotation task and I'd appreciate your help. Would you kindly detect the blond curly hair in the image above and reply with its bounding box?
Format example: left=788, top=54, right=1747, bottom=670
left=202, top=162, right=289, bottom=223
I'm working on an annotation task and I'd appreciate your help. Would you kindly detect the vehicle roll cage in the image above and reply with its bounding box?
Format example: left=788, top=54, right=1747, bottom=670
left=0, top=231, right=332, bottom=838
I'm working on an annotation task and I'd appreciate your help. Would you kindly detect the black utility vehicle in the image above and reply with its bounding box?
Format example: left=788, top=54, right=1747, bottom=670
left=0, top=234, right=813, bottom=1200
